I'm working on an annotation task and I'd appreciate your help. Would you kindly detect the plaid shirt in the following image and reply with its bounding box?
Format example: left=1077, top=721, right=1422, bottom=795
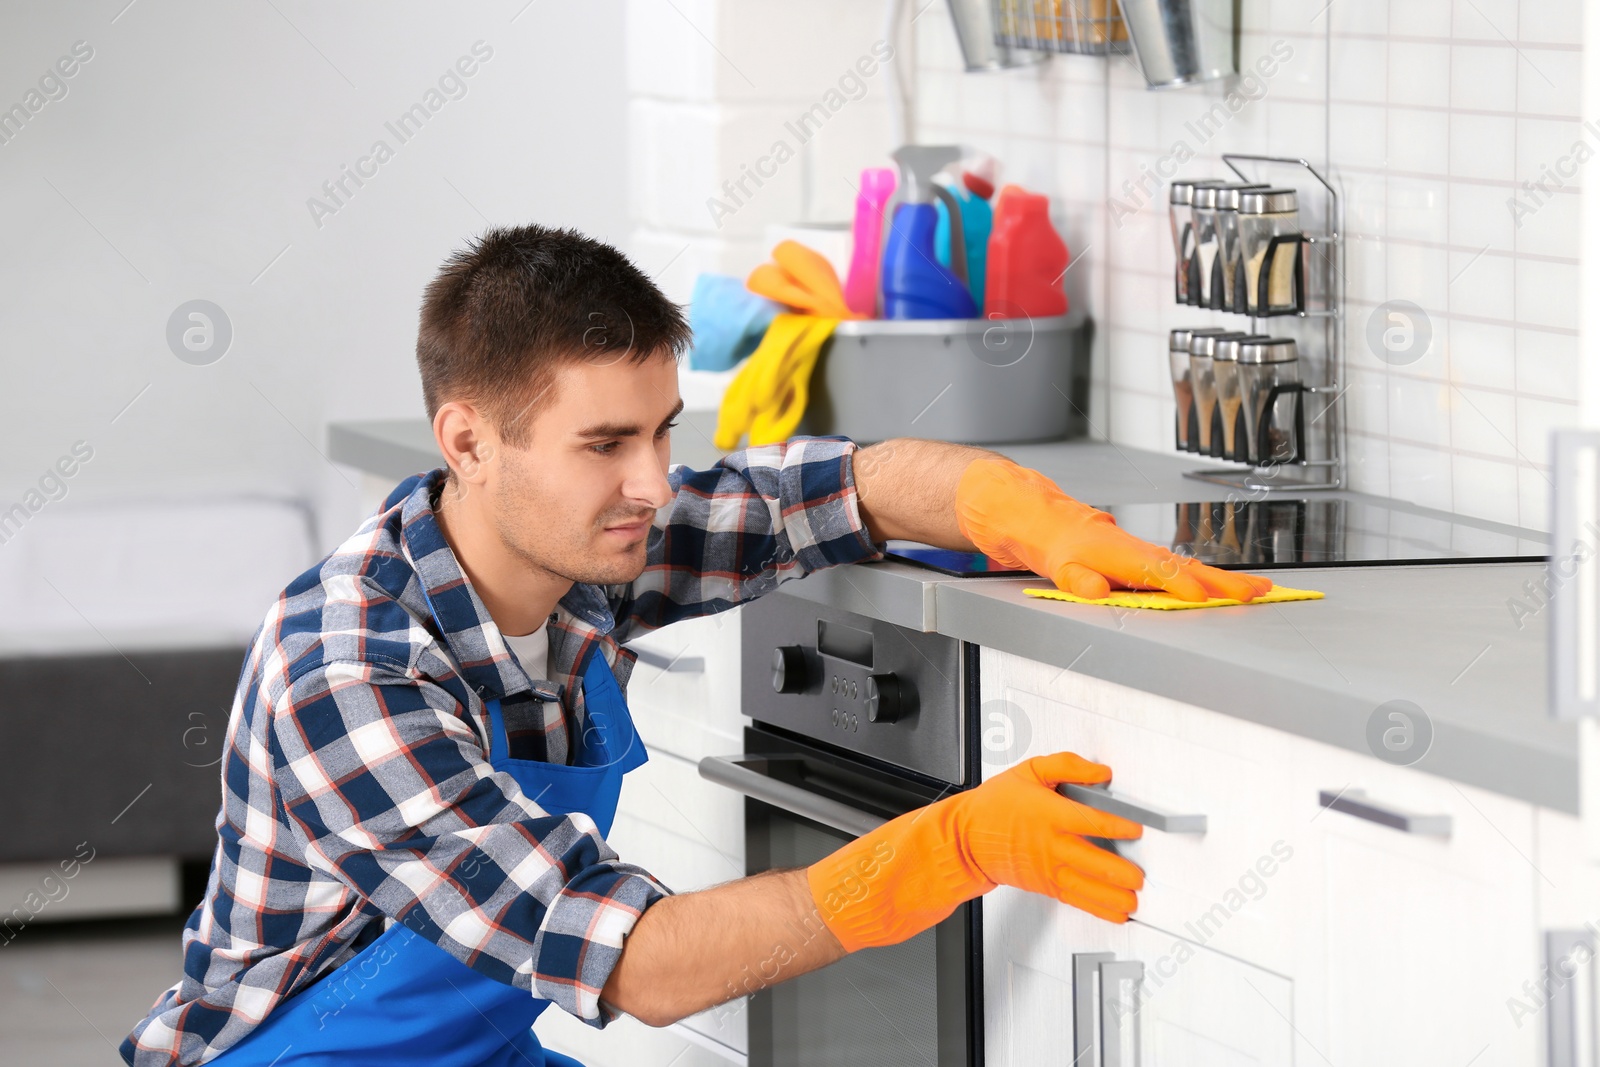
left=122, top=436, right=884, bottom=1067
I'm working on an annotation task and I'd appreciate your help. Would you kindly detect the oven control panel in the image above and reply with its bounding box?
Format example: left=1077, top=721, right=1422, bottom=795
left=741, top=591, right=966, bottom=785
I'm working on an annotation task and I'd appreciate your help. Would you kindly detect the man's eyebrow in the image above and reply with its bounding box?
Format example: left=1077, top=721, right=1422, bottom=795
left=574, top=398, right=685, bottom=441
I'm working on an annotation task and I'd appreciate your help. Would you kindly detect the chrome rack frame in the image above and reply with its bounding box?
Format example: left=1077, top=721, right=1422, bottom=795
left=1183, top=153, right=1345, bottom=493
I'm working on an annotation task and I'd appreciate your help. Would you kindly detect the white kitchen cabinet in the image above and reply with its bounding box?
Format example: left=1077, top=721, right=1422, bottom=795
left=1289, top=737, right=1539, bottom=1064
left=983, top=647, right=1544, bottom=1066
left=624, top=607, right=746, bottom=762
left=986, top=887, right=1295, bottom=1066
left=980, top=648, right=1306, bottom=975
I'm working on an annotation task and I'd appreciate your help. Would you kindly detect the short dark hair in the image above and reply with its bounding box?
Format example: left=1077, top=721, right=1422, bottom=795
left=416, top=224, right=690, bottom=446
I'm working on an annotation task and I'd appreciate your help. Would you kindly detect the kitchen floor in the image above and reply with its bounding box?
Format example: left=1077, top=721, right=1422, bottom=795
left=1, top=916, right=184, bottom=1065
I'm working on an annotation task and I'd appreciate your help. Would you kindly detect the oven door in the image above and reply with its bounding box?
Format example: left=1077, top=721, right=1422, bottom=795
left=699, top=728, right=982, bottom=1067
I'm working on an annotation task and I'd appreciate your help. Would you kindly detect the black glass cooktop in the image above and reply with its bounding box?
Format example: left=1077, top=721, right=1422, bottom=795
left=885, top=497, right=1550, bottom=574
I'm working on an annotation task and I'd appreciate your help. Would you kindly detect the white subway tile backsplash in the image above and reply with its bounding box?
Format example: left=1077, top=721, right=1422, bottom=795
left=1519, top=464, right=1555, bottom=531
left=1516, top=116, right=1588, bottom=185
left=1513, top=189, right=1580, bottom=259
left=1516, top=396, right=1580, bottom=470
left=1387, top=108, right=1451, bottom=176
left=1447, top=321, right=1518, bottom=390
left=1515, top=396, right=1578, bottom=468
left=1384, top=243, right=1450, bottom=323
left=1389, top=377, right=1454, bottom=448
left=1448, top=250, right=1515, bottom=322
left=1448, top=181, right=1517, bottom=251
left=1331, top=0, right=1389, bottom=37
left=1516, top=48, right=1581, bottom=116
left=1450, top=45, right=1519, bottom=113
left=1388, top=42, right=1452, bottom=108
left=1451, top=454, right=1522, bottom=521
left=1449, top=385, right=1518, bottom=458
left=1383, top=177, right=1450, bottom=242
left=1391, top=0, right=1454, bottom=38
left=1330, top=37, right=1388, bottom=104
left=1388, top=440, right=1455, bottom=510
left=1513, top=258, right=1580, bottom=330
left=1330, top=103, right=1390, bottom=169
left=1453, top=0, right=1520, bottom=41
left=1515, top=328, right=1578, bottom=397
left=1519, top=3, right=1582, bottom=47
left=903, top=0, right=1579, bottom=528
left=1448, top=113, right=1518, bottom=181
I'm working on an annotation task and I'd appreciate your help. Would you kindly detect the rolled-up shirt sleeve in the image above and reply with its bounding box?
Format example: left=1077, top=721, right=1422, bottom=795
left=268, top=658, right=669, bottom=1025
left=614, top=435, right=886, bottom=637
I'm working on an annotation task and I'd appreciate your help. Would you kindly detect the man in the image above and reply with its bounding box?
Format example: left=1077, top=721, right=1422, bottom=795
left=123, top=225, right=1271, bottom=1066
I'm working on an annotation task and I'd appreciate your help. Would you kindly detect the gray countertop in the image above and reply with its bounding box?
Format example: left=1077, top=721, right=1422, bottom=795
left=330, top=411, right=1567, bottom=812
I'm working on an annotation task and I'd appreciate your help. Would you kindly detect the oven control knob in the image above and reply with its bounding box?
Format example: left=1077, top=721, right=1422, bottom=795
left=865, top=673, right=907, bottom=723
left=772, top=646, right=807, bottom=694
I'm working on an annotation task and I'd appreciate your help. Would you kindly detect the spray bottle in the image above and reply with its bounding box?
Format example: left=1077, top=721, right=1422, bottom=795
left=844, top=167, right=897, bottom=317
left=880, top=145, right=978, bottom=319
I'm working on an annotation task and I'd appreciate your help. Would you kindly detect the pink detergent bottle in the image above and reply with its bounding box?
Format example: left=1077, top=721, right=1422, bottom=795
left=984, top=185, right=1069, bottom=320
left=844, top=167, right=897, bottom=317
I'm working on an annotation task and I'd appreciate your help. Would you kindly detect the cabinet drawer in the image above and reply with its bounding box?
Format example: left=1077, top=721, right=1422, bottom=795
left=982, top=649, right=1301, bottom=973
left=987, top=886, right=1294, bottom=1066
left=624, top=610, right=744, bottom=763
left=1292, top=740, right=1539, bottom=1063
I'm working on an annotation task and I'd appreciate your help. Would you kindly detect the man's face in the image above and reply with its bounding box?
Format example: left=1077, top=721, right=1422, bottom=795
left=486, top=352, right=680, bottom=587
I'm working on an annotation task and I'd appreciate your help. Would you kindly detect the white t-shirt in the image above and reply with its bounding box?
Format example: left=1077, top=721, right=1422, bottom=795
left=503, top=618, right=551, bottom=682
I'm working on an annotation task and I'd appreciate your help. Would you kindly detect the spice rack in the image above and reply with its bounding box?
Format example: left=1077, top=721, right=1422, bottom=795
left=1182, top=154, right=1345, bottom=493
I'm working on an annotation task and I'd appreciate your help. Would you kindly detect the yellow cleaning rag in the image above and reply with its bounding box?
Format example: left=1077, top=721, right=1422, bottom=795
left=1024, top=584, right=1324, bottom=610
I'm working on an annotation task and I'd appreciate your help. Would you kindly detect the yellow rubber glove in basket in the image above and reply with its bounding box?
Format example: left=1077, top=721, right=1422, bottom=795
left=714, top=313, right=838, bottom=449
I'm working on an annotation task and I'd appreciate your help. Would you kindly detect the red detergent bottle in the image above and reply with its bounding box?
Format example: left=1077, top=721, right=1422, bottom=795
left=984, top=185, right=1069, bottom=319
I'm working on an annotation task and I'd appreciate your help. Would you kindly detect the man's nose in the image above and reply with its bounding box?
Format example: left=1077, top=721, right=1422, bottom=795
left=625, top=446, right=673, bottom=509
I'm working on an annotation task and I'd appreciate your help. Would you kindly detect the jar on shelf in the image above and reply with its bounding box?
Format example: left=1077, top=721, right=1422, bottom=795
left=1237, top=337, right=1303, bottom=464
left=1237, top=188, right=1302, bottom=315
left=1213, top=333, right=1269, bottom=462
left=1169, top=326, right=1227, bottom=450
left=1215, top=184, right=1269, bottom=314
left=1169, top=179, right=1225, bottom=305
left=1188, top=329, right=1249, bottom=456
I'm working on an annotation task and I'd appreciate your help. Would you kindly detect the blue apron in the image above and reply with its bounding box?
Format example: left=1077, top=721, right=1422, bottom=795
left=217, top=647, right=647, bottom=1066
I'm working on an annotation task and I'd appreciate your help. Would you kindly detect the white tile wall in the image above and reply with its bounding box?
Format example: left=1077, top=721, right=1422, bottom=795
left=623, top=0, right=896, bottom=303
left=911, top=0, right=1584, bottom=529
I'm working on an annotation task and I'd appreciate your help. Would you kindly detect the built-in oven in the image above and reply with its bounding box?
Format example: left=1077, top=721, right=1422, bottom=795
left=698, top=590, right=983, bottom=1067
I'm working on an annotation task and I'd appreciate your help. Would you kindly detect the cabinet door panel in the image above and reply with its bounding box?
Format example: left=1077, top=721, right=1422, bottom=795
left=984, top=885, right=1293, bottom=1066
left=1295, top=741, right=1539, bottom=1064
left=981, top=649, right=1301, bottom=974
left=624, top=609, right=744, bottom=762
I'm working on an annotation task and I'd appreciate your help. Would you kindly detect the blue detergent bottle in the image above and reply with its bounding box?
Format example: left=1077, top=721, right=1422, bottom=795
left=882, top=146, right=978, bottom=319
left=935, top=181, right=993, bottom=309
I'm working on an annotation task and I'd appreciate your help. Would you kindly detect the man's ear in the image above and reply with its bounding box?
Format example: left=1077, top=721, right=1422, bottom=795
left=433, top=401, right=498, bottom=490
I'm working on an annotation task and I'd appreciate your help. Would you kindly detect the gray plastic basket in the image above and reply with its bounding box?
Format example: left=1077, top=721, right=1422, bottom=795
left=803, top=315, right=1089, bottom=445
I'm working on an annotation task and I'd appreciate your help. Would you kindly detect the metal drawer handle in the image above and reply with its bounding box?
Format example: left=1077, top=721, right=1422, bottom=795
left=1317, top=789, right=1452, bottom=837
left=1059, top=783, right=1207, bottom=834
left=1546, top=929, right=1598, bottom=1067
left=697, top=754, right=887, bottom=838
left=630, top=647, right=706, bottom=674
left=1074, top=952, right=1144, bottom=1066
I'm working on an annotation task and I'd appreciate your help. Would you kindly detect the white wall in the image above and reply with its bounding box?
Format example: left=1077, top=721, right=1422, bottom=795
left=0, top=1, right=629, bottom=558
left=914, top=0, right=1584, bottom=530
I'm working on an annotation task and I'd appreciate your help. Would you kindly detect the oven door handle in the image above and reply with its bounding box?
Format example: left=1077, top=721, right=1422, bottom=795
left=698, top=754, right=889, bottom=838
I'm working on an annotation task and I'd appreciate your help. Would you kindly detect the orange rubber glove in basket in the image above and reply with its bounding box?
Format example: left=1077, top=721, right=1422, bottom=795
left=954, top=456, right=1274, bottom=603
left=807, top=752, right=1145, bottom=951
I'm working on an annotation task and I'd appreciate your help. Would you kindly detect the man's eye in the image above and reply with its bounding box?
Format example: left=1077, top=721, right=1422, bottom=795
left=656, top=420, right=679, bottom=437
left=591, top=441, right=620, bottom=455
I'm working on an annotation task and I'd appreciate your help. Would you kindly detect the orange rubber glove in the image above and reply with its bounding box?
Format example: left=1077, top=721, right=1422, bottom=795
left=807, top=752, right=1145, bottom=953
left=955, top=456, right=1274, bottom=603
